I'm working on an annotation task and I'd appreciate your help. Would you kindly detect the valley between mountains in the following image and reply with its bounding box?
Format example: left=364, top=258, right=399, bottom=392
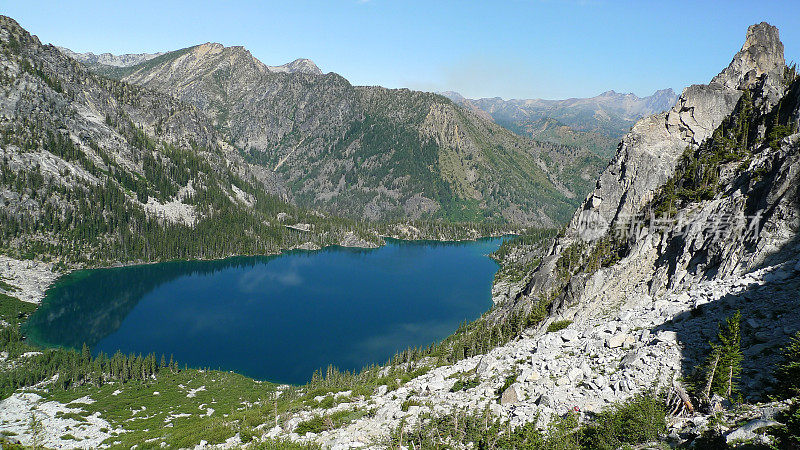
left=0, top=13, right=799, bottom=450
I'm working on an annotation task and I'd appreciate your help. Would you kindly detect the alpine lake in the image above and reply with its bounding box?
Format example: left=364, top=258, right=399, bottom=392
left=23, top=238, right=509, bottom=385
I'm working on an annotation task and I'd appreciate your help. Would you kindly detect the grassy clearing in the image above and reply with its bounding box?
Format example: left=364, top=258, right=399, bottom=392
left=0, top=292, right=35, bottom=326
left=27, top=365, right=376, bottom=447
left=23, top=360, right=413, bottom=447
left=36, top=369, right=271, bottom=447
left=0, top=278, right=20, bottom=292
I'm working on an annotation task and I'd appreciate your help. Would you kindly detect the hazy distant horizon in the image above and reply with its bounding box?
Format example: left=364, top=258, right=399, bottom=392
left=3, top=0, right=798, bottom=100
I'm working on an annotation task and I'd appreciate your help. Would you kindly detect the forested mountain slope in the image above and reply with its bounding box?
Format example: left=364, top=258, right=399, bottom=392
left=0, top=16, right=373, bottom=266
left=99, top=43, right=604, bottom=225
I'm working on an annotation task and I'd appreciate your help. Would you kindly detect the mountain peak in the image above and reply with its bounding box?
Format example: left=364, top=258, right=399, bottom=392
left=712, top=22, right=784, bottom=89
left=438, top=91, right=465, bottom=102
left=266, top=58, right=322, bottom=75
left=652, top=88, right=676, bottom=96
left=189, top=43, right=321, bottom=75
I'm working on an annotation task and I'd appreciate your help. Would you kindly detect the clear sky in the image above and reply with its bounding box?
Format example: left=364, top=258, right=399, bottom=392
left=3, top=0, right=799, bottom=100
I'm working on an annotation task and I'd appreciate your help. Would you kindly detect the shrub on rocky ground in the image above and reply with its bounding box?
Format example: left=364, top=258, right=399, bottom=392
left=776, top=331, right=800, bottom=398
left=779, top=400, right=800, bottom=449
left=547, top=320, right=573, bottom=333
left=579, top=392, right=667, bottom=449
left=389, top=393, right=667, bottom=449
left=390, top=408, right=582, bottom=449
left=769, top=333, right=800, bottom=449
left=450, top=377, right=480, bottom=392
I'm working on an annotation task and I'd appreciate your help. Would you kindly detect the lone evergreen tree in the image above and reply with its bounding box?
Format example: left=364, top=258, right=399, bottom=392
left=700, top=311, right=742, bottom=402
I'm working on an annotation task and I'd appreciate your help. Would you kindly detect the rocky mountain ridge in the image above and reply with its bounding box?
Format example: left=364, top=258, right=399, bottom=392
left=0, top=15, right=377, bottom=265
left=59, top=45, right=323, bottom=75
left=265, top=57, right=322, bottom=75
left=87, top=41, right=605, bottom=225
left=512, top=22, right=793, bottom=313
left=56, top=46, right=165, bottom=67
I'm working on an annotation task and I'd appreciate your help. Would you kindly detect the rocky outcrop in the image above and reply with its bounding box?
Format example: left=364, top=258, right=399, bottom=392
left=712, top=22, right=785, bottom=91
left=570, top=24, right=786, bottom=242
left=507, top=22, right=793, bottom=317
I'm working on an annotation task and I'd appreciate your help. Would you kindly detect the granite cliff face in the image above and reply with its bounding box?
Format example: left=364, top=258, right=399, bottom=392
left=101, top=43, right=604, bottom=225
left=500, top=22, right=798, bottom=333
left=712, top=22, right=785, bottom=91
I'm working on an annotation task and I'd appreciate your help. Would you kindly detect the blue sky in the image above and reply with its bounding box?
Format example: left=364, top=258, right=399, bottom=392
left=3, top=1, right=799, bottom=100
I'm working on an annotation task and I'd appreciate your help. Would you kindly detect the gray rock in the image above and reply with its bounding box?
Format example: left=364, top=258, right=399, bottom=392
left=561, top=329, right=580, bottom=342
left=536, top=394, right=552, bottom=407
left=500, top=384, right=521, bottom=405
left=755, top=331, right=772, bottom=342
left=656, top=331, right=678, bottom=344
left=606, top=334, right=628, bottom=349
left=567, top=367, right=584, bottom=382
left=580, top=360, right=592, bottom=378
left=764, top=270, right=789, bottom=283
left=620, top=350, right=643, bottom=369
left=476, top=357, right=491, bottom=375
left=725, top=418, right=779, bottom=444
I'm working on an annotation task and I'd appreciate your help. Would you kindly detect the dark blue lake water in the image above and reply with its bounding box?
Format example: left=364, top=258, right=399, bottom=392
left=23, top=238, right=506, bottom=384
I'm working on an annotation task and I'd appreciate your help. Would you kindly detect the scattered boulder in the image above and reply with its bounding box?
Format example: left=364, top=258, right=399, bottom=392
left=500, top=384, right=521, bottom=405
left=724, top=418, right=779, bottom=444
left=656, top=331, right=677, bottom=344
left=606, top=334, right=628, bottom=348
left=567, top=367, right=584, bottom=382
left=561, top=329, right=579, bottom=342
left=536, top=394, right=552, bottom=407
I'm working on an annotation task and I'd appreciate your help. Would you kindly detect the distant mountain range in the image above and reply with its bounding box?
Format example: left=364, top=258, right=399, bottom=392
left=56, top=46, right=164, bottom=68
left=441, top=89, right=678, bottom=158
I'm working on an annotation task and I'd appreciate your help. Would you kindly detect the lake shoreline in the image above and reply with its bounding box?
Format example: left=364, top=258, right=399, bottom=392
left=2, top=227, right=517, bottom=308
left=23, top=237, right=511, bottom=384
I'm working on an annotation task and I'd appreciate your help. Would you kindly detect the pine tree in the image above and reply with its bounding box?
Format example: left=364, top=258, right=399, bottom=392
left=699, top=311, right=742, bottom=401
left=81, top=343, right=91, bottom=363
